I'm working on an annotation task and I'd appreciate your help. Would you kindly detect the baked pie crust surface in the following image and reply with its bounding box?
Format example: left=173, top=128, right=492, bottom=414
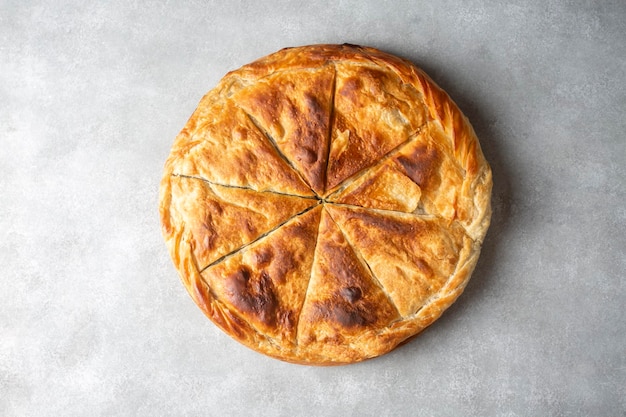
left=159, top=44, right=492, bottom=365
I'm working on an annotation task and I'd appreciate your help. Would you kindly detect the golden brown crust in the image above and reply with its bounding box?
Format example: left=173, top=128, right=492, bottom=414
left=325, top=60, right=428, bottom=191
left=201, top=205, right=322, bottom=346
left=164, top=99, right=314, bottom=196
left=161, top=175, right=317, bottom=270
left=328, top=162, right=422, bottom=213
left=231, top=66, right=335, bottom=195
left=160, top=44, right=492, bottom=365
left=325, top=205, right=472, bottom=317
left=296, top=208, right=401, bottom=362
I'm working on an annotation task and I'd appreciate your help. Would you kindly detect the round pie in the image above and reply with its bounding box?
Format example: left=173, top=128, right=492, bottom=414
left=159, top=44, right=492, bottom=365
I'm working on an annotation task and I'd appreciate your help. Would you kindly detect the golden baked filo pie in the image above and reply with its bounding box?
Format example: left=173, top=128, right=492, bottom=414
left=159, top=44, right=492, bottom=365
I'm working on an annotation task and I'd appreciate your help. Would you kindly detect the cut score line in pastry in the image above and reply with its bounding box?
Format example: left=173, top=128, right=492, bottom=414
left=324, top=122, right=429, bottom=198
left=197, top=203, right=321, bottom=274
left=322, top=64, right=337, bottom=197
left=191, top=197, right=478, bottom=329
left=171, top=155, right=479, bottom=288
left=232, top=60, right=437, bottom=200
left=293, top=206, right=325, bottom=346
left=325, top=208, right=402, bottom=318
left=170, top=173, right=318, bottom=200
left=178, top=164, right=479, bottom=279
left=242, top=110, right=320, bottom=198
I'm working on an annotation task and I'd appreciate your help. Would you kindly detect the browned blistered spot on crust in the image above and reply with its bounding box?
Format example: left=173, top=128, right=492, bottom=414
left=205, top=199, right=224, bottom=216
left=296, top=147, right=318, bottom=165
left=339, top=77, right=362, bottom=102
left=224, top=266, right=279, bottom=327
left=238, top=217, right=257, bottom=235
left=292, top=92, right=325, bottom=167
left=198, top=222, right=217, bottom=252
left=329, top=205, right=462, bottom=271
left=414, top=258, right=434, bottom=276
left=258, top=214, right=317, bottom=285
left=340, top=286, right=362, bottom=303
left=394, top=144, right=439, bottom=187
left=263, top=245, right=296, bottom=286
left=253, top=247, right=273, bottom=268
left=340, top=68, right=388, bottom=103
left=303, top=93, right=324, bottom=126
left=310, top=299, right=377, bottom=328
left=250, top=89, right=280, bottom=123
left=344, top=208, right=422, bottom=238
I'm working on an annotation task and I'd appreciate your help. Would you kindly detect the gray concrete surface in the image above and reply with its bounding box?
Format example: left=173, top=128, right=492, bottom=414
left=1, top=1, right=625, bottom=416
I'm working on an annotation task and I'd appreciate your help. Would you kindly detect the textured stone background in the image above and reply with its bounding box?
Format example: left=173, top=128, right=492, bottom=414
left=1, top=1, right=625, bottom=416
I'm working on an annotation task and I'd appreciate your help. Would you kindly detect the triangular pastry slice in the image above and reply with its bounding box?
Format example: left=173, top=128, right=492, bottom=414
left=162, top=175, right=317, bottom=269
left=325, top=62, right=428, bottom=192
left=327, top=162, right=422, bottom=213
left=329, top=122, right=467, bottom=220
left=391, top=122, right=465, bottom=220
left=165, top=99, right=314, bottom=196
left=201, top=206, right=322, bottom=344
left=233, top=66, right=335, bottom=195
left=325, top=205, right=469, bottom=317
left=297, top=208, right=400, bottom=358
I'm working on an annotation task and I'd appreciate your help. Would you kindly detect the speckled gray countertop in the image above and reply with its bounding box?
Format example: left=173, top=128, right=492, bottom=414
left=1, top=1, right=625, bottom=416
